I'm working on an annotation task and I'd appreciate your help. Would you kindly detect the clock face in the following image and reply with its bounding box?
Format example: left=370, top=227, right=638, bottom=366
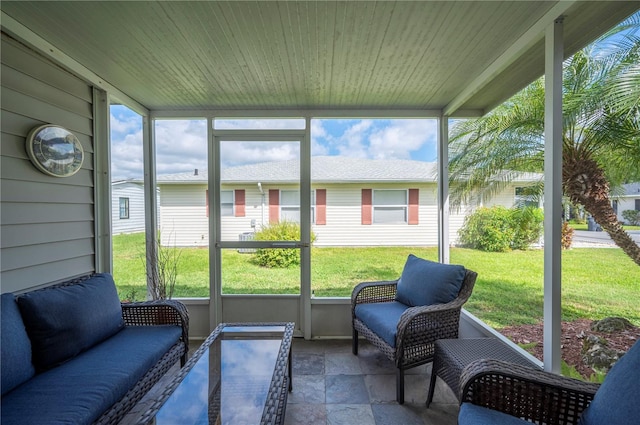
left=26, top=125, right=84, bottom=177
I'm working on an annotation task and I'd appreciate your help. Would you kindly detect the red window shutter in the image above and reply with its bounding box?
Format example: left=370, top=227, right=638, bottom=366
left=235, top=189, right=245, bottom=217
left=316, top=189, right=326, bottom=225
left=408, top=188, right=419, bottom=225
left=269, top=189, right=279, bottom=223
left=362, top=189, right=372, bottom=225
left=206, top=190, right=209, bottom=217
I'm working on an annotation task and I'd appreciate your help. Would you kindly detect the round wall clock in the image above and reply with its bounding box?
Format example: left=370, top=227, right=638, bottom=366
left=26, top=125, right=84, bottom=177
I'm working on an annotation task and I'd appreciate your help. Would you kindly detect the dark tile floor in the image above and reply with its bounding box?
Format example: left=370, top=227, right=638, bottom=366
left=284, top=338, right=458, bottom=425
left=121, top=338, right=459, bottom=425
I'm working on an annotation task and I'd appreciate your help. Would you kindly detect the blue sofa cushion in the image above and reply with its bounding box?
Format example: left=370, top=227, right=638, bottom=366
left=395, top=254, right=466, bottom=307
left=355, top=301, right=409, bottom=347
left=1, top=325, right=182, bottom=425
left=459, top=403, right=530, bottom=425
left=1, top=293, right=35, bottom=396
left=17, top=273, right=124, bottom=371
left=579, top=338, right=640, bottom=425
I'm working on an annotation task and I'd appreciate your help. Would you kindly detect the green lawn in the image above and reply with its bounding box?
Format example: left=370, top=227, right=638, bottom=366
left=113, top=233, right=640, bottom=329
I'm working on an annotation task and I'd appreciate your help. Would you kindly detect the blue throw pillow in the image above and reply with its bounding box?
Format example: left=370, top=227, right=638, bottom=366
left=17, top=273, right=124, bottom=371
left=395, top=254, right=466, bottom=307
left=1, top=293, right=36, bottom=395
left=579, top=338, right=640, bottom=425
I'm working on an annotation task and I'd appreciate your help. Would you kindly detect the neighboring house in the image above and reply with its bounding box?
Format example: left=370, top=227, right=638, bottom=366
left=111, top=180, right=146, bottom=235
left=156, top=157, right=541, bottom=247
left=614, top=182, right=640, bottom=224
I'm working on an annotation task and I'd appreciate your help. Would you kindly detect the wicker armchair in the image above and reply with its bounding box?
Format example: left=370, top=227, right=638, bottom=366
left=458, top=338, right=640, bottom=425
left=351, top=262, right=477, bottom=404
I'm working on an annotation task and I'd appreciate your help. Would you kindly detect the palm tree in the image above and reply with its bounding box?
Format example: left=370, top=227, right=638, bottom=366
left=448, top=15, right=640, bottom=266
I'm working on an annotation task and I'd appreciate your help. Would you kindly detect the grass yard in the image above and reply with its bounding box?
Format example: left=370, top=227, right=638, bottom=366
left=113, top=233, right=640, bottom=329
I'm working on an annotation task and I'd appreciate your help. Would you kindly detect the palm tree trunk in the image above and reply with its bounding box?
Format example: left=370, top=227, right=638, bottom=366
left=563, top=152, right=640, bottom=266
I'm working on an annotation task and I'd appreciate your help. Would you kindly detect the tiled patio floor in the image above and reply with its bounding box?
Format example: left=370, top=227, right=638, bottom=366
left=121, top=338, right=459, bottom=425
left=285, top=338, right=458, bottom=425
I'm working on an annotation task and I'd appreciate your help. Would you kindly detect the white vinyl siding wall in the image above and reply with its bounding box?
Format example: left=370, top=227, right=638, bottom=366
left=111, top=182, right=147, bottom=234
left=159, top=182, right=535, bottom=247
left=1, top=34, right=96, bottom=293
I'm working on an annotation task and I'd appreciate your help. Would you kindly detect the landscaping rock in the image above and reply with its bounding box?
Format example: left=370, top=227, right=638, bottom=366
left=581, top=335, right=625, bottom=373
left=590, top=317, right=633, bottom=333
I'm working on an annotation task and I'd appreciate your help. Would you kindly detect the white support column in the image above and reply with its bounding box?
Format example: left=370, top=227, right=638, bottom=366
left=93, top=88, right=112, bottom=273
left=543, top=18, right=564, bottom=374
left=301, top=117, right=312, bottom=339
left=143, top=114, right=158, bottom=300
left=209, top=117, right=222, bottom=328
left=437, top=115, right=450, bottom=264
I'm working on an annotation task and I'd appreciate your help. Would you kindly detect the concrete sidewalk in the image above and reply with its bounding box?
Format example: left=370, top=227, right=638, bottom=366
left=572, top=230, right=640, bottom=247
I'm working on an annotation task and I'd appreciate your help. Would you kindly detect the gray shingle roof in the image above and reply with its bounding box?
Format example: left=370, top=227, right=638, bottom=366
left=622, top=182, right=640, bottom=196
left=157, top=156, right=438, bottom=184
left=156, top=156, right=542, bottom=184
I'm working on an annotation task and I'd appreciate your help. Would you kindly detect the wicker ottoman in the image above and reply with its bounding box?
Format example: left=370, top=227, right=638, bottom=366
left=426, top=338, right=540, bottom=407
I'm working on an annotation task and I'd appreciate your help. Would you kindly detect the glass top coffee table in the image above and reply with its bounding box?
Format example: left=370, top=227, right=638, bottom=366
left=138, top=322, right=294, bottom=425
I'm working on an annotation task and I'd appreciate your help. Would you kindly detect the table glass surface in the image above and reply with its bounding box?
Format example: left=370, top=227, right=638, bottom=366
left=153, top=325, right=287, bottom=424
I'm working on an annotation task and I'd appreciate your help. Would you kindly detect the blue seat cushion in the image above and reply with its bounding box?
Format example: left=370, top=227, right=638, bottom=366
left=459, top=403, right=530, bottom=425
left=395, top=254, right=466, bottom=307
left=355, top=301, right=409, bottom=347
left=17, top=273, right=124, bottom=371
left=579, top=338, right=640, bottom=425
left=1, top=325, right=182, bottom=425
left=1, top=293, right=35, bottom=395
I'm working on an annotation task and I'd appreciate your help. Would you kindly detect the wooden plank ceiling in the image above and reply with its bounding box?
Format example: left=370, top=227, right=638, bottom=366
left=1, top=1, right=638, bottom=115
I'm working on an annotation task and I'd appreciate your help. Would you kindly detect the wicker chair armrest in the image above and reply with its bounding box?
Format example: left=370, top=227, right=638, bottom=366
left=395, top=300, right=464, bottom=348
left=351, top=280, right=398, bottom=312
left=459, top=358, right=599, bottom=425
left=122, top=300, right=190, bottom=357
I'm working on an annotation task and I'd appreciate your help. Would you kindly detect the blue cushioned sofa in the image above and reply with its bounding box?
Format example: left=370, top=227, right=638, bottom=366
left=458, top=338, right=640, bottom=425
left=1, top=273, right=189, bottom=425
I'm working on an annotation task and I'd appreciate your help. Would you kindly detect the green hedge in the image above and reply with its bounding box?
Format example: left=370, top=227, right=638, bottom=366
left=459, top=206, right=543, bottom=252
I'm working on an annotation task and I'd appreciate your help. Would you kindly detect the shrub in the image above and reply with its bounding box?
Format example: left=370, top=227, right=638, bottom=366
left=511, top=207, right=544, bottom=250
left=622, top=210, right=640, bottom=226
left=458, top=206, right=543, bottom=252
left=561, top=221, right=575, bottom=249
left=458, top=206, right=515, bottom=252
left=252, top=221, right=316, bottom=268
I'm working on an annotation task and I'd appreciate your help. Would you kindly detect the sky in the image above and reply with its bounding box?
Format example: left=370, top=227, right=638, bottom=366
left=109, top=105, right=438, bottom=181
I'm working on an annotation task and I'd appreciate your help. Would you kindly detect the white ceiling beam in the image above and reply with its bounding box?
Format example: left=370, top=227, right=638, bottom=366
left=1, top=11, right=149, bottom=117
left=443, top=0, right=577, bottom=116
left=150, top=108, right=453, bottom=119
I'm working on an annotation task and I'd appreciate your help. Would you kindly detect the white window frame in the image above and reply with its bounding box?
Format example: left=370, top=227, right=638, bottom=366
left=372, top=189, right=407, bottom=224
left=515, top=186, right=539, bottom=208
left=119, top=197, right=130, bottom=219
left=280, top=190, right=315, bottom=223
left=220, top=190, right=234, bottom=217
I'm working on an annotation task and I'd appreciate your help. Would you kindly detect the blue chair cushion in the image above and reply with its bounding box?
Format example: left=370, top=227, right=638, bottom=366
left=355, top=301, right=409, bottom=347
left=459, top=403, right=530, bottom=425
left=17, top=273, right=124, bottom=371
left=0, top=325, right=182, bottom=425
left=395, top=254, right=466, bottom=307
left=1, top=293, right=35, bottom=396
left=579, top=338, right=640, bottom=425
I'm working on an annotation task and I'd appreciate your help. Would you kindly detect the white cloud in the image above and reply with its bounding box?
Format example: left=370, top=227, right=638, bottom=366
left=109, top=106, right=439, bottom=180
left=368, top=119, right=437, bottom=160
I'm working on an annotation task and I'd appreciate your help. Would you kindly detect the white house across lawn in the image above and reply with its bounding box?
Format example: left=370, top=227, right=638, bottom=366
left=155, top=156, right=541, bottom=247
left=111, top=180, right=146, bottom=235
left=614, top=182, right=640, bottom=224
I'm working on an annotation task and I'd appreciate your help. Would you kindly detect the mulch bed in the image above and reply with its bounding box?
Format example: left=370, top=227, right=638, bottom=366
left=500, top=319, right=640, bottom=379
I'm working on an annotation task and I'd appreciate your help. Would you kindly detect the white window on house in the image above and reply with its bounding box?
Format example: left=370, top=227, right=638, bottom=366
left=119, top=197, right=129, bottom=219
left=221, top=190, right=234, bottom=217
left=280, top=190, right=315, bottom=223
left=515, top=187, right=538, bottom=208
left=373, top=189, right=407, bottom=224
left=613, top=200, right=618, bottom=215
left=636, top=199, right=640, bottom=211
